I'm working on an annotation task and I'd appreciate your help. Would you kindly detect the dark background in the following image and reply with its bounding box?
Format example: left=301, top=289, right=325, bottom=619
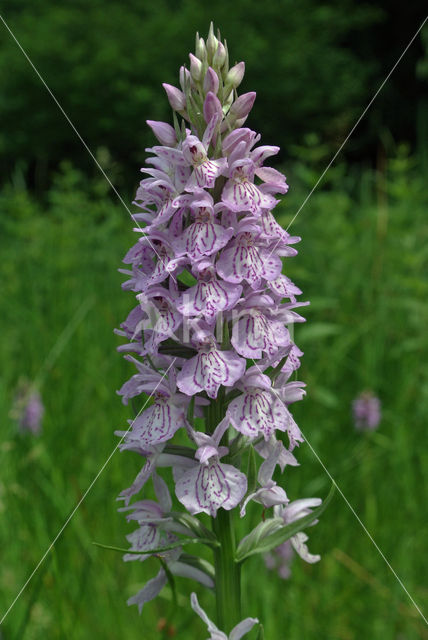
left=0, top=0, right=427, bottom=193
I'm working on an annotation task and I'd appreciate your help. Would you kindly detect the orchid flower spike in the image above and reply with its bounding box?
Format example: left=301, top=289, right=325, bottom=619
left=115, top=22, right=324, bottom=632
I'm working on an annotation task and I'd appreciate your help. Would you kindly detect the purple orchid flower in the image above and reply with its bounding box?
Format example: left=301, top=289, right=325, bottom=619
left=182, top=117, right=227, bottom=191
left=274, top=498, right=322, bottom=564
left=177, top=260, right=242, bottom=323
left=240, top=445, right=289, bottom=516
left=172, top=419, right=247, bottom=517
left=352, top=391, right=381, bottom=430
left=116, top=23, right=322, bottom=629
left=177, top=326, right=246, bottom=399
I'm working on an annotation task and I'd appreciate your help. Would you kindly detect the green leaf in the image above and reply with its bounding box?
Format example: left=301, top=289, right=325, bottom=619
left=93, top=535, right=219, bottom=556
left=235, top=518, right=284, bottom=563
left=163, top=444, right=196, bottom=459
left=167, top=512, right=218, bottom=543
left=256, top=624, right=265, bottom=640
left=158, top=339, right=197, bottom=359
left=263, top=353, right=289, bottom=381
left=177, top=269, right=197, bottom=287
left=158, top=557, right=177, bottom=609
left=236, top=484, right=335, bottom=563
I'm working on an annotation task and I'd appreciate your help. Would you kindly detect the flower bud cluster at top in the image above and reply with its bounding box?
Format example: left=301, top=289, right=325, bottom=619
left=162, top=24, right=254, bottom=141
left=115, top=22, right=321, bottom=619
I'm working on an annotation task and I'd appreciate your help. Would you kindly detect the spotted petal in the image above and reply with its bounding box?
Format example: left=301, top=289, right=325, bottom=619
left=175, top=459, right=247, bottom=516
left=228, top=388, right=295, bottom=440
left=216, top=234, right=282, bottom=287
left=127, top=569, right=167, bottom=614
left=177, top=348, right=246, bottom=399
left=174, top=221, right=233, bottom=259
left=222, top=159, right=276, bottom=214
left=231, top=309, right=290, bottom=358
left=129, top=397, right=185, bottom=446
left=177, top=278, right=242, bottom=321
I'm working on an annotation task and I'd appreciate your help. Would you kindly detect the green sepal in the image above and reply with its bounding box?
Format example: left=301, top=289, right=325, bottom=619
left=236, top=484, right=335, bottom=563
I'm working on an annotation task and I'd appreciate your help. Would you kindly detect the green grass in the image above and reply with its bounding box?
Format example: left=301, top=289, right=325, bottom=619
left=0, top=151, right=427, bottom=639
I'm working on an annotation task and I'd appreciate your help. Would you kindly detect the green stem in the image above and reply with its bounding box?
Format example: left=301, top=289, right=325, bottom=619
left=206, top=395, right=242, bottom=632
left=212, top=508, right=241, bottom=632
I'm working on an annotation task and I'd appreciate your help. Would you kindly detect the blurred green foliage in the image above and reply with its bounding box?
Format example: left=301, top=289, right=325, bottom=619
left=0, top=0, right=426, bottom=190
left=1, top=3, right=428, bottom=638
left=0, top=147, right=427, bottom=638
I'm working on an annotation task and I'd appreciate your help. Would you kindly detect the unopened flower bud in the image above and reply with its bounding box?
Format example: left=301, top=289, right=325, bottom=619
left=146, top=120, right=177, bottom=147
left=206, top=23, right=218, bottom=61
left=162, top=83, right=186, bottom=112
left=179, top=65, right=191, bottom=92
left=229, top=92, right=256, bottom=119
left=226, top=62, right=245, bottom=89
left=195, top=35, right=206, bottom=62
left=203, top=67, right=219, bottom=95
left=189, top=53, right=202, bottom=82
left=203, top=91, right=222, bottom=125
left=213, top=42, right=227, bottom=69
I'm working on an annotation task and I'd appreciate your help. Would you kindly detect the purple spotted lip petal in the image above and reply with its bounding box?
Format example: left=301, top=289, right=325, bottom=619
left=231, top=309, right=290, bottom=359
left=173, top=219, right=233, bottom=260
left=177, top=344, right=246, bottom=399
left=175, top=459, right=247, bottom=516
left=221, top=158, right=276, bottom=215
left=216, top=233, right=282, bottom=287
left=129, top=397, right=186, bottom=446
left=177, top=271, right=242, bottom=321
left=227, top=387, right=294, bottom=440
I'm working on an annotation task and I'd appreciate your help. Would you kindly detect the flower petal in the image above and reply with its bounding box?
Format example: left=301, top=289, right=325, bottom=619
left=291, top=532, right=321, bottom=564
left=177, top=348, right=246, bottom=399
left=230, top=618, right=259, bottom=640
left=130, top=398, right=185, bottom=446
left=175, top=459, right=247, bottom=516
left=127, top=569, right=167, bottom=614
